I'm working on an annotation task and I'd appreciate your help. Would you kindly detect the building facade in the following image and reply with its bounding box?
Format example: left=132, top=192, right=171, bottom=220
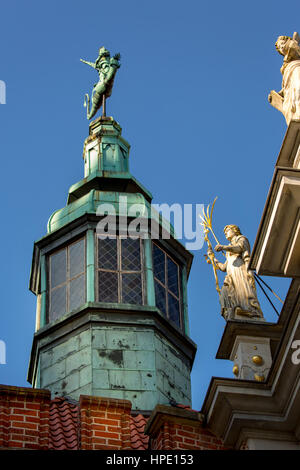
left=201, top=120, right=300, bottom=450
left=1, top=56, right=300, bottom=450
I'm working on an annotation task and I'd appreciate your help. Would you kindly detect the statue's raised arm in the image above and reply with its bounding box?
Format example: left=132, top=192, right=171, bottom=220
left=268, top=32, right=300, bottom=125
left=80, top=59, right=96, bottom=69
left=81, top=46, right=121, bottom=120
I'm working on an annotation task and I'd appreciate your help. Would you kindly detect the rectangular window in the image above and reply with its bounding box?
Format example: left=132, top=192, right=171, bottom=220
left=96, top=236, right=144, bottom=305
left=152, top=243, right=182, bottom=329
left=48, top=237, right=86, bottom=322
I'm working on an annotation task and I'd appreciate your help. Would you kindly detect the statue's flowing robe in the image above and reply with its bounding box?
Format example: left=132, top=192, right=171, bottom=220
left=219, top=235, right=263, bottom=319
left=282, top=59, right=300, bottom=124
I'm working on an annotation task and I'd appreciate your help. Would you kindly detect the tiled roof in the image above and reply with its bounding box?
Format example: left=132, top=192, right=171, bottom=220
left=48, top=397, right=149, bottom=450
left=172, top=403, right=199, bottom=413
left=0, top=385, right=223, bottom=450
left=49, top=397, right=79, bottom=450
left=130, top=414, right=149, bottom=450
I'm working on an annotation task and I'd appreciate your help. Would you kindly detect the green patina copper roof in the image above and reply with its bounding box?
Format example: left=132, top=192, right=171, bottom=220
left=48, top=190, right=147, bottom=232
left=47, top=189, right=176, bottom=238
left=46, top=115, right=175, bottom=237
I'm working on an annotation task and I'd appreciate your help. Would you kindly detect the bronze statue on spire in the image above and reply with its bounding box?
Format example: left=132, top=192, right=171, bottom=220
left=80, top=47, right=121, bottom=120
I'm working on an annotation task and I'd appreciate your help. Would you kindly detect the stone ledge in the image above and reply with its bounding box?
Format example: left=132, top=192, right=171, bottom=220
left=249, top=166, right=300, bottom=276
left=276, top=119, right=300, bottom=168
left=79, top=394, right=132, bottom=412
left=144, top=404, right=204, bottom=436
left=0, top=384, right=51, bottom=401
left=216, top=320, right=282, bottom=360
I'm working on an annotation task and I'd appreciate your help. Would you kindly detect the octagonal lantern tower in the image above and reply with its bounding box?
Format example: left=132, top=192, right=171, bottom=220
left=28, top=113, right=196, bottom=414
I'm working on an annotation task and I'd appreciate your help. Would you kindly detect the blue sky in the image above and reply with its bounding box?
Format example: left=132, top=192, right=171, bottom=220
left=0, top=0, right=296, bottom=410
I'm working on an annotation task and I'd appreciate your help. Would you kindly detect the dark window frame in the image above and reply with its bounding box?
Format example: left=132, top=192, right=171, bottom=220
left=95, top=234, right=145, bottom=305
left=47, top=236, right=86, bottom=323
left=152, top=242, right=183, bottom=329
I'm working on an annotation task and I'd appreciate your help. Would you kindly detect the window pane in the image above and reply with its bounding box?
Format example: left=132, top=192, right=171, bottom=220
left=98, top=238, right=118, bottom=271
left=98, top=271, right=119, bottom=303
left=168, top=293, right=181, bottom=328
left=69, top=239, right=85, bottom=278
left=153, top=244, right=165, bottom=285
left=121, top=238, right=141, bottom=271
left=154, top=280, right=166, bottom=316
left=167, top=257, right=179, bottom=297
left=49, top=285, right=66, bottom=322
left=50, top=249, right=66, bottom=288
left=69, top=274, right=85, bottom=311
left=122, top=273, right=142, bottom=304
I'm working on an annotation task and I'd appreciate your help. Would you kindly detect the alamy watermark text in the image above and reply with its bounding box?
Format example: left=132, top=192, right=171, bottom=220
left=95, top=196, right=204, bottom=250
left=0, top=80, right=6, bottom=104
left=0, top=340, right=6, bottom=364
left=291, top=340, right=300, bottom=365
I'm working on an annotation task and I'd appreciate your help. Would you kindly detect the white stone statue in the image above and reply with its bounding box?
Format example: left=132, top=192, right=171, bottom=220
left=214, top=225, right=264, bottom=321
left=269, top=32, right=300, bottom=125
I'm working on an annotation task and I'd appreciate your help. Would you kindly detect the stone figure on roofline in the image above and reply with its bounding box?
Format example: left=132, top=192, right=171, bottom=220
left=200, top=202, right=264, bottom=321
left=268, top=32, right=300, bottom=124
left=214, top=225, right=263, bottom=321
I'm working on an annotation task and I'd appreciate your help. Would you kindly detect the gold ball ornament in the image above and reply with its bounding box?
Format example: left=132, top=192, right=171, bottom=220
left=254, top=373, right=265, bottom=382
left=252, top=355, right=263, bottom=365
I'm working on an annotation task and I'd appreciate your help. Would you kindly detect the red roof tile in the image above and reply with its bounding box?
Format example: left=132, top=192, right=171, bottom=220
left=173, top=403, right=199, bottom=412
left=130, top=414, right=149, bottom=450
left=48, top=397, right=149, bottom=450
left=49, top=397, right=79, bottom=450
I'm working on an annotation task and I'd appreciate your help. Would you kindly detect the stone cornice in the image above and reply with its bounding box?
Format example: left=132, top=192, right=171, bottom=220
left=201, top=281, right=300, bottom=448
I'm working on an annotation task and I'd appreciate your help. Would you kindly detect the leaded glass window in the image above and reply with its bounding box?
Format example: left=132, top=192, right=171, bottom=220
left=153, top=243, right=182, bottom=328
left=48, top=237, right=86, bottom=322
left=96, top=236, right=144, bottom=305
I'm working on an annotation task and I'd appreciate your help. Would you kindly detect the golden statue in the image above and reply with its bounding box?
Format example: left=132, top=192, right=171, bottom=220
left=200, top=202, right=264, bottom=321
left=214, top=225, right=263, bottom=320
